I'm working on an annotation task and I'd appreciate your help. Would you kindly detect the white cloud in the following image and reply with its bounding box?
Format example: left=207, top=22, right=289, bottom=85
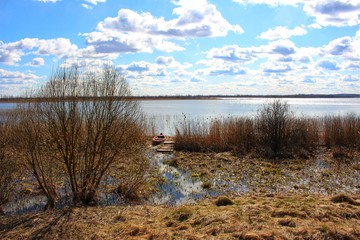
left=0, top=38, right=78, bottom=65
left=82, top=4, right=93, bottom=9
left=261, top=62, right=293, bottom=73
left=206, top=45, right=257, bottom=63
left=234, top=0, right=360, bottom=27
left=321, top=30, right=360, bottom=60
left=317, top=59, right=341, bottom=70
left=197, top=61, right=248, bottom=76
left=84, top=0, right=243, bottom=54
left=258, top=26, right=307, bottom=40
left=270, top=39, right=297, bottom=55
left=233, top=0, right=301, bottom=7
left=303, top=0, right=360, bottom=27
left=27, top=57, right=45, bottom=67
left=85, top=0, right=106, bottom=5
left=0, top=69, right=40, bottom=96
left=82, top=0, right=106, bottom=8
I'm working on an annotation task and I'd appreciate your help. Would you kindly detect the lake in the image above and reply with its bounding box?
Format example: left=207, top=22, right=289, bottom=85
left=141, top=98, right=360, bottom=135
left=2, top=98, right=360, bottom=135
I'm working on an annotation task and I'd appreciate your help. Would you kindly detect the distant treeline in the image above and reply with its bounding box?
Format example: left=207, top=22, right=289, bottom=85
left=1, top=94, right=360, bottom=103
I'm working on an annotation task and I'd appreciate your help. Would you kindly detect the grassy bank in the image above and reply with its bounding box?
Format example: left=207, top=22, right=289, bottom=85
left=1, top=194, right=359, bottom=239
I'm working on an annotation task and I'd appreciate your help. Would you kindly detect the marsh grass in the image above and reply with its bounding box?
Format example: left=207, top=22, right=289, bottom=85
left=175, top=102, right=359, bottom=159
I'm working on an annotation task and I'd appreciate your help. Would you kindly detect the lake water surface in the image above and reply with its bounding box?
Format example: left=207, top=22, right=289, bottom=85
left=140, top=98, right=360, bottom=135
left=2, top=98, right=360, bottom=135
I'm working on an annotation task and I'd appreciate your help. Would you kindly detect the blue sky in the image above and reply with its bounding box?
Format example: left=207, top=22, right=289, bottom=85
left=1, top=0, right=360, bottom=96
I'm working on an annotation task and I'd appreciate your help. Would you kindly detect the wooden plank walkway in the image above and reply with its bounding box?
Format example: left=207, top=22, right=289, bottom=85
left=156, top=139, right=175, bottom=153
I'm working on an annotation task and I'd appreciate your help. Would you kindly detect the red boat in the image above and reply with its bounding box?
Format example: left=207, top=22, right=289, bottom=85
left=152, top=133, right=166, bottom=146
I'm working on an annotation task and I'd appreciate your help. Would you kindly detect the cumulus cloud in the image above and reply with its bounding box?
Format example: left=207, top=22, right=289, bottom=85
left=0, top=69, right=39, bottom=96
left=209, top=65, right=247, bottom=75
left=258, top=26, right=307, bottom=40
left=234, top=0, right=360, bottom=27
left=262, top=62, right=293, bottom=73
left=233, top=0, right=301, bottom=7
left=317, top=59, right=341, bottom=70
left=321, top=31, right=360, bottom=60
left=0, top=38, right=77, bottom=65
left=303, top=0, right=360, bottom=27
left=270, top=39, right=297, bottom=55
left=156, top=56, right=175, bottom=65
left=206, top=45, right=255, bottom=63
left=117, top=61, right=168, bottom=77
left=84, top=0, right=243, bottom=54
left=323, top=37, right=352, bottom=56
left=27, top=57, right=45, bottom=67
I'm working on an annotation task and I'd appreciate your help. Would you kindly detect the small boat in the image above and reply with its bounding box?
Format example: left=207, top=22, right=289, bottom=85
left=152, top=133, right=166, bottom=146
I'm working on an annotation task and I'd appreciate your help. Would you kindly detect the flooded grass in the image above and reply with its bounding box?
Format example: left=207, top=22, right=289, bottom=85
left=172, top=148, right=360, bottom=196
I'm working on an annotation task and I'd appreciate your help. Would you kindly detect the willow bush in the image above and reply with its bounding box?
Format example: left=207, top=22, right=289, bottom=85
left=16, top=65, right=147, bottom=207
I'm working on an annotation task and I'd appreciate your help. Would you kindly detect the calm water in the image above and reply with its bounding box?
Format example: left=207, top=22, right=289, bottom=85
left=2, top=98, right=360, bottom=135
left=141, top=98, right=360, bottom=117
left=141, top=98, right=360, bottom=135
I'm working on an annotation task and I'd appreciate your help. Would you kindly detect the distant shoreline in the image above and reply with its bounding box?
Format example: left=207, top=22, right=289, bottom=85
left=0, top=94, right=360, bottom=103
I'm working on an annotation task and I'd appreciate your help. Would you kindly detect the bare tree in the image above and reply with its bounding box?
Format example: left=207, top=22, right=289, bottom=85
left=19, top=66, right=146, bottom=206
left=257, top=99, right=291, bottom=158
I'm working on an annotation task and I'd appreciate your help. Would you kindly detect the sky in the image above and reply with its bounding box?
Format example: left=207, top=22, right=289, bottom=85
left=1, top=0, right=360, bottom=96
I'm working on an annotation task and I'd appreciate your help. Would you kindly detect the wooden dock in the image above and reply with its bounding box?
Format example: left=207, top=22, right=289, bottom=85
left=156, top=140, right=175, bottom=153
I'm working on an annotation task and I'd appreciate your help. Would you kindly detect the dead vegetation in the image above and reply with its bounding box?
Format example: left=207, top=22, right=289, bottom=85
left=0, top=66, right=149, bottom=211
left=175, top=99, right=360, bottom=160
left=1, top=194, right=359, bottom=239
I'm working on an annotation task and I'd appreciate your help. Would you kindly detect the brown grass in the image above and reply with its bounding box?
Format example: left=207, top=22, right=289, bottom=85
left=1, top=194, right=359, bottom=239
left=174, top=107, right=360, bottom=159
left=331, top=194, right=360, bottom=206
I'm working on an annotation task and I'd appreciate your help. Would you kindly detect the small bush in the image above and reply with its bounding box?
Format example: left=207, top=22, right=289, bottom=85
left=215, top=196, right=234, bottom=206
left=257, top=99, right=292, bottom=158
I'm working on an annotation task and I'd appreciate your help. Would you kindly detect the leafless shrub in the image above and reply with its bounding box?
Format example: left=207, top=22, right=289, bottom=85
left=15, top=104, right=62, bottom=210
left=256, top=99, right=292, bottom=158
left=0, top=111, right=19, bottom=215
left=17, top=65, right=146, bottom=206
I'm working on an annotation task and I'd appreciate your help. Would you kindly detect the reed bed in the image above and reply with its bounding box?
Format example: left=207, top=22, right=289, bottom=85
left=174, top=113, right=360, bottom=158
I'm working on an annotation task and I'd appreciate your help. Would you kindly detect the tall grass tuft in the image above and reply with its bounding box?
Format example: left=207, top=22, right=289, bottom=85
left=323, top=114, right=360, bottom=158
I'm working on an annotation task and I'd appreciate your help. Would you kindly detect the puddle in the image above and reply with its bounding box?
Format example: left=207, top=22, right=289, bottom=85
left=147, top=150, right=215, bottom=205
left=3, top=195, right=47, bottom=215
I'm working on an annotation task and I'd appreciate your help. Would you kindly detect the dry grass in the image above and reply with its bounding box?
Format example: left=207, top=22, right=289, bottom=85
left=174, top=112, right=360, bottom=159
left=1, top=194, right=359, bottom=239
